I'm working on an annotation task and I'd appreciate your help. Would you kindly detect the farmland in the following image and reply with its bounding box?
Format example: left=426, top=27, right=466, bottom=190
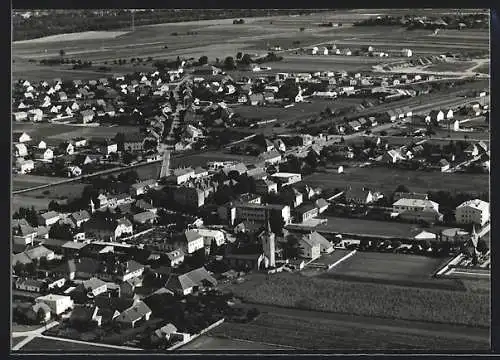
left=180, top=334, right=287, bottom=350
left=302, top=166, right=489, bottom=194
left=323, top=251, right=460, bottom=290
left=229, top=272, right=490, bottom=327
left=425, top=61, right=476, bottom=72
left=18, top=337, right=116, bottom=352
left=12, top=122, right=139, bottom=141
left=209, top=307, right=489, bottom=350
left=12, top=174, right=69, bottom=191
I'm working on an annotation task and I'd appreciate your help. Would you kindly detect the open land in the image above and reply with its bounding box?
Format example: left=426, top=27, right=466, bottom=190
left=18, top=336, right=115, bottom=352
left=209, top=306, right=489, bottom=350
left=180, top=334, right=288, bottom=350
left=323, top=252, right=460, bottom=290
left=12, top=11, right=489, bottom=81
left=227, top=272, right=489, bottom=327
left=13, top=123, right=139, bottom=141
left=303, top=167, right=489, bottom=194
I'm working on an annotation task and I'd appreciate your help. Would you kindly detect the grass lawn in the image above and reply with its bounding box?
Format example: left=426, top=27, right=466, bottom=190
left=19, top=337, right=115, bottom=352
left=209, top=311, right=488, bottom=351
left=474, top=63, right=490, bottom=74
left=302, top=166, right=489, bottom=194
left=11, top=336, right=26, bottom=348
left=12, top=174, right=69, bottom=191
left=12, top=195, right=51, bottom=213
left=425, top=61, right=475, bottom=72
left=229, top=272, right=489, bottom=327
left=12, top=122, right=139, bottom=141
left=180, top=334, right=287, bottom=350
left=323, top=251, right=460, bottom=290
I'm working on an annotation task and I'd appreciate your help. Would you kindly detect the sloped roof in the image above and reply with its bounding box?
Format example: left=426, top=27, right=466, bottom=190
left=25, top=245, right=53, bottom=260
left=167, top=267, right=217, bottom=292
left=116, top=301, right=152, bottom=323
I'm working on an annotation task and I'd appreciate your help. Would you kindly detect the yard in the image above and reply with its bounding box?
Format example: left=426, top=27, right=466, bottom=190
left=227, top=271, right=489, bottom=327
left=323, top=251, right=459, bottom=290
left=302, top=166, right=489, bottom=194
left=12, top=195, right=52, bottom=213
left=13, top=174, right=70, bottom=191
left=208, top=308, right=489, bottom=351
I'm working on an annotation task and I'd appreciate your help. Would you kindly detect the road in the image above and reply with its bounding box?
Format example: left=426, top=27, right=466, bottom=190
left=12, top=321, right=59, bottom=351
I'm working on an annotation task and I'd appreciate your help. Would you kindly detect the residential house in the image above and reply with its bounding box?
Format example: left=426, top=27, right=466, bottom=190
left=115, top=300, right=152, bottom=328
left=132, top=211, right=157, bottom=225
left=24, top=245, right=55, bottom=262
left=174, top=230, right=205, bottom=254
left=130, top=179, right=158, bottom=196
left=70, top=210, right=91, bottom=228
left=70, top=305, right=102, bottom=327
left=294, top=203, right=319, bottom=223
left=34, top=148, right=54, bottom=162
left=169, top=168, right=195, bottom=185
left=78, top=277, right=108, bottom=297
left=16, top=132, right=32, bottom=143
left=28, top=109, right=44, bottom=122
left=345, top=187, right=374, bottom=205
left=189, top=228, right=225, bottom=249
left=455, top=199, right=490, bottom=226
left=14, top=143, right=28, bottom=157
left=15, top=159, right=34, bottom=174
left=35, top=294, right=74, bottom=315
left=383, top=149, right=405, bottom=164
left=80, top=109, right=95, bottom=124
left=394, top=192, right=428, bottom=202
left=123, top=132, right=147, bottom=152
left=427, top=110, right=445, bottom=123
left=12, top=222, right=38, bottom=245
left=15, top=278, right=46, bottom=293
left=83, top=217, right=133, bottom=241
left=393, top=198, right=442, bottom=223
left=298, top=234, right=321, bottom=260
left=165, top=267, right=217, bottom=296
left=172, top=186, right=205, bottom=209
left=281, top=187, right=304, bottom=208
left=315, top=198, right=329, bottom=214
left=255, top=179, right=278, bottom=195
left=438, top=159, right=450, bottom=172
left=12, top=112, right=28, bottom=122
left=166, top=249, right=185, bottom=267
left=37, top=211, right=60, bottom=227
left=258, top=150, right=282, bottom=165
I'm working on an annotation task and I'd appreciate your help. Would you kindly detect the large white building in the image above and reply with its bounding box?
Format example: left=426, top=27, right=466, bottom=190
left=35, top=294, right=74, bottom=315
left=269, top=173, right=302, bottom=188
left=190, top=228, right=226, bottom=247
left=393, top=198, right=439, bottom=213
left=455, top=199, right=490, bottom=226
left=219, top=202, right=291, bottom=226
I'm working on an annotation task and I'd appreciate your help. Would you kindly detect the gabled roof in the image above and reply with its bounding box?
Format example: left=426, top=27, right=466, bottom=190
left=40, top=211, right=60, bottom=220
left=166, top=267, right=217, bottom=292
left=82, top=277, right=107, bottom=290
left=24, top=245, right=53, bottom=260
left=166, top=248, right=185, bottom=261
left=116, top=301, right=152, bottom=323
left=71, top=210, right=90, bottom=222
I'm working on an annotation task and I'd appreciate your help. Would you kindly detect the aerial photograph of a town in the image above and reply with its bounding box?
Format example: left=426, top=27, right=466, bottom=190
left=11, top=8, right=490, bottom=353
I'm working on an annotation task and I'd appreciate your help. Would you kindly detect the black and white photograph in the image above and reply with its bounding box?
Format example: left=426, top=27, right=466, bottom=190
left=10, top=8, right=491, bottom=353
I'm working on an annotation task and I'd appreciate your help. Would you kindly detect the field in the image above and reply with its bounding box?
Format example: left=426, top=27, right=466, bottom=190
left=12, top=195, right=52, bottom=213
left=12, top=174, right=69, bottom=191
left=209, top=308, right=489, bottom=350
left=12, top=10, right=489, bottom=81
left=474, top=63, right=490, bottom=74
left=11, top=337, right=26, bottom=348
left=425, top=61, right=476, bottom=72
left=13, top=123, right=139, bottom=141
left=323, top=251, right=461, bottom=290
left=314, top=216, right=447, bottom=239
left=18, top=337, right=115, bottom=352
left=229, top=272, right=490, bottom=327
left=180, top=334, right=287, bottom=350
left=303, top=166, right=489, bottom=194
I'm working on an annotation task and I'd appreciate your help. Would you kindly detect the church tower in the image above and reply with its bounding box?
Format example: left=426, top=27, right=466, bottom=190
left=261, top=218, right=276, bottom=268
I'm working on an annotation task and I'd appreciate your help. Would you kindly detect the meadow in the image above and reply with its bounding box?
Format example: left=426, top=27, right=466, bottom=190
left=303, top=166, right=489, bottom=194
left=230, top=272, right=490, bottom=327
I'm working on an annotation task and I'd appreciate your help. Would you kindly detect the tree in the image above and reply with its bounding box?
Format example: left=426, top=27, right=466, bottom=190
left=48, top=200, right=60, bottom=212
left=36, top=308, right=47, bottom=325
left=49, top=222, right=74, bottom=241
left=198, top=55, right=208, bottom=65
left=240, top=53, right=253, bottom=65
left=13, top=262, right=26, bottom=276
left=209, top=239, right=218, bottom=256
left=476, top=239, right=489, bottom=254
left=300, top=27, right=305, bottom=32
left=223, top=56, right=236, bottom=70
left=236, top=52, right=243, bottom=61
left=282, top=234, right=302, bottom=259
left=269, top=211, right=285, bottom=236
left=59, top=49, right=65, bottom=58
left=394, top=185, right=410, bottom=193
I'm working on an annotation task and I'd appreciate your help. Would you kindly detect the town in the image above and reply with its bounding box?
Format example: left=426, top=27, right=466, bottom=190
left=12, top=9, right=490, bottom=352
